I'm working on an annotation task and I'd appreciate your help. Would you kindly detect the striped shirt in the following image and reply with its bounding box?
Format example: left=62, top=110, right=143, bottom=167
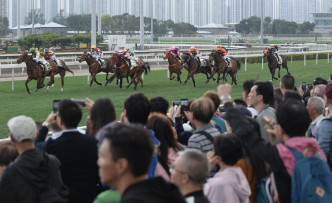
left=188, top=124, right=221, bottom=153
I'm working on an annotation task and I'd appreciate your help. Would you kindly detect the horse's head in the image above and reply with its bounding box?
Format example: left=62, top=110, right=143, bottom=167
left=78, top=51, right=89, bottom=63
left=17, top=51, right=30, bottom=64
left=164, top=50, right=172, bottom=60
left=109, top=54, right=119, bottom=67
left=181, top=53, right=191, bottom=64
left=263, top=49, right=269, bottom=57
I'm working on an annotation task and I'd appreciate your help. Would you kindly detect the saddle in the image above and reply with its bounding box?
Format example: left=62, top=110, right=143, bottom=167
left=98, top=59, right=106, bottom=68
left=274, top=55, right=283, bottom=65
left=225, top=57, right=232, bottom=68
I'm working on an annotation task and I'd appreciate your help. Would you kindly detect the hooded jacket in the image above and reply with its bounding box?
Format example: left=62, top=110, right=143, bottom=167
left=121, top=176, right=186, bottom=203
left=0, top=148, right=68, bottom=203
left=204, top=167, right=251, bottom=203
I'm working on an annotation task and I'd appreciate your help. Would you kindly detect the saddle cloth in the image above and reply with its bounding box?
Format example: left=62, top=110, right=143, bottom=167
left=42, top=61, right=51, bottom=71
left=275, top=55, right=283, bottom=64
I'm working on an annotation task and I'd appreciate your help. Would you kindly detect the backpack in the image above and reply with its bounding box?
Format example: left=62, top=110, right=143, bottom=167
left=288, top=147, right=332, bottom=203
left=255, top=177, right=272, bottom=203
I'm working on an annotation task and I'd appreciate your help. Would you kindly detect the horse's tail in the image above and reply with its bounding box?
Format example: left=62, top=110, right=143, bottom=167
left=62, top=61, right=74, bottom=75
left=142, top=62, right=150, bottom=75
left=234, top=58, right=241, bottom=70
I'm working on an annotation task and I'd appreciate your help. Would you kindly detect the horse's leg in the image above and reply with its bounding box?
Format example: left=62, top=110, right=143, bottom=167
left=169, top=70, right=174, bottom=80
left=192, top=75, right=196, bottom=87
left=183, top=71, right=191, bottom=85
left=140, top=77, right=143, bottom=88
left=283, top=62, right=291, bottom=75
left=105, top=72, right=109, bottom=81
left=90, top=74, right=94, bottom=87
left=126, top=73, right=135, bottom=88
left=119, top=75, right=123, bottom=88
left=105, top=75, right=115, bottom=86
left=60, top=72, right=65, bottom=92
left=270, top=66, right=278, bottom=80
left=217, top=72, right=221, bottom=84
left=94, top=76, right=102, bottom=86
left=46, top=72, right=56, bottom=92
left=25, top=78, right=32, bottom=94
left=278, top=66, right=281, bottom=78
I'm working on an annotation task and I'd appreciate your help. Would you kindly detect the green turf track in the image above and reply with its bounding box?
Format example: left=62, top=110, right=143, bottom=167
left=0, top=59, right=330, bottom=139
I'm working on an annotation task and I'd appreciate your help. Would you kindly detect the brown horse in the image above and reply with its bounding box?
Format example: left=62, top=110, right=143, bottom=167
left=17, top=52, right=67, bottom=94
left=181, top=53, right=213, bottom=87
left=104, top=54, right=130, bottom=88
left=206, top=51, right=241, bottom=85
left=163, top=50, right=182, bottom=83
left=263, top=49, right=290, bottom=81
left=126, top=58, right=150, bottom=90
left=78, top=52, right=114, bottom=87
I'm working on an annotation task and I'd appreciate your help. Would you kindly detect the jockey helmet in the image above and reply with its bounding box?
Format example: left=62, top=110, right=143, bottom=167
left=118, top=49, right=124, bottom=54
left=124, top=46, right=129, bottom=50
left=123, top=49, right=127, bottom=52
left=44, top=48, right=49, bottom=53
left=91, top=45, right=96, bottom=49
left=29, top=48, right=34, bottom=53
left=217, top=45, right=223, bottom=48
left=190, top=47, right=195, bottom=51
left=171, top=46, right=176, bottom=51
left=270, top=44, right=275, bottom=48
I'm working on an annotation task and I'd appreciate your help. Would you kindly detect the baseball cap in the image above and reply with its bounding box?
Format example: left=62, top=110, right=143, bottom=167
left=7, top=115, right=37, bottom=142
left=321, top=82, right=332, bottom=100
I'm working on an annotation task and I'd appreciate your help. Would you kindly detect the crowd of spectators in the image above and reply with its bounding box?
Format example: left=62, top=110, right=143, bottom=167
left=0, top=74, right=331, bottom=203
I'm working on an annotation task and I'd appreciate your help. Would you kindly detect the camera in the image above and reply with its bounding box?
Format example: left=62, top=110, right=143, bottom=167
left=219, top=104, right=225, bottom=113
left=308, top=84, right=313, bottom=91
left=53, top=99, right=86, bottom=113
left=72, top=99, right=86, bottom=107
left=172, top=101, right=181, bottom=106
left=301, top=81, right=306, bottom=92
left=53, top=99, right=61, bottom=113
left=172, top=99, right=188, bottom=114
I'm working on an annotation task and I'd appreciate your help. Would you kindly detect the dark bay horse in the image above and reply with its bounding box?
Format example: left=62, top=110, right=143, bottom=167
left=263, top=49, right=290, bottom=80
left=17, top=52, right=69, bottom=94
left=181, top=53, right=213, bottom=87
left=126, top=58, right=150, bottom=90
left=78, top=52, right=114, bottom=87
left=206, top=52, right=241, bottom=85
left=163, top=50, right=182, bottom=83
left=104, top=54, right=130, bottom=88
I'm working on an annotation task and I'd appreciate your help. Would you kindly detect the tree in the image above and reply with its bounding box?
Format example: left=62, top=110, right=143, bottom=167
left=235, top=16, right=261, bottom=34
left=52, top=9, right=67, bottom=25
left=0, top=16, right=11, bottom=36
left=271, top=19, right=298, bottom=34
left=56, top=37, right=73, bottom=49
left=24, top=9, right=46, bottom=25
left=101, top=14, right=115, bottom=34
left=172, top=22, right=197, bottom=35
left=298, top=21, right=315, bottom=34
left=264, top=16, right=272, bottom=33
left=67, top=14, right=91, bottom=33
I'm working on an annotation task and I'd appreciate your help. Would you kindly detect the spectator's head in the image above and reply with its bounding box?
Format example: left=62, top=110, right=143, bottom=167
left=189, top=97, right=215, bottom=124
left=170, top=149, right=209, bottom=196
left=242, top=80, right=256, bottom=103
left=7, top=115, right=37, bottom=143
left=233, top=98, right=248, bottom=107
left=150, top=96, right=169, bottom=115
left=249, top=81, right=274, bottom=107
left=274, top=88, right=283, bottom=109
left=307, top=96, right=325, bottom=120
left=280, top=75, right=295, bottom=94
left=276, top=99, right=310, bottom=141
left=124, top=93, right=151, bottom=125
left=0, top=141, right=18, bottom=175
left=203, top=90, right=220, bottom=111
left=214, top=134, right=243, bottom=167
left=313, top=77, right=328, bottom=86
left=322, top=82, right=332, bottom=107
left=57, top=99, right=82, bottom=129
left=313, top=84, right=326, bottom=98
left=98, top=123, right=153, bottom=190
left=147, top=115, right=181, bottom=174
left=89, top=98, right=116, bottom=136
left=283, top=90, right=302, bottom=102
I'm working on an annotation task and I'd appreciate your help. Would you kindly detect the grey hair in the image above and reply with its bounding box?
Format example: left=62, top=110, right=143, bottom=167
left=313, top=85, right=326, bottom=98
left=178, top=149, right=209, bottom=185
left=308, top=96, right=325, bottom=114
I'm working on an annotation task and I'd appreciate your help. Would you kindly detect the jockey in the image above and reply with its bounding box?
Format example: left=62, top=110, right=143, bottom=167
left=44, top=48, right=63, bottom=69
left=216, top=45, right=230, bottom=66
left=170, top=45, right=181, bottom=60
left=188, top=46, right=200, bottom=66
left=90, top=45, right=104, bottom=67
left=123, top=47, right=134, bottom=68
left=118, top=49, right=130, bottom=64
left=270, top=44, right=280, bottom=63
left=30, top=48, right=49, bottom=69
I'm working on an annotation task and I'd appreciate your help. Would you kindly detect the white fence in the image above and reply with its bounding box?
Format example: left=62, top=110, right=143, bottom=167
left=0, top=49, right=331, bottom=91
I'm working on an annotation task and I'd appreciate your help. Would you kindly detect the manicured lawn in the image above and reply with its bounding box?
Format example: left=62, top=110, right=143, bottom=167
left=0, top=59, right=330, bottom=139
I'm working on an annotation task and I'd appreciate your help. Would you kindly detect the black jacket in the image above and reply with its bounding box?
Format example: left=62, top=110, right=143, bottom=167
left=225, top=104, right=291, bottom=203
left=36, top=130, right=102, bottom=203
left=122, top=176, right=186, bottom=203
left=0, top=148, right=68, bottom=203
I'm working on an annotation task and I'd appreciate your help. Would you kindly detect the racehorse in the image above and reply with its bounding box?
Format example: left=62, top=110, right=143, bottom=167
left=181, top=53, right=213, bottom=87
left=126, top=58, right=150, bottom=90
left=263, top=49, right=290, bottom=80
left=78, top=52, right=114, bottom=87
left=163, top=50, right=182, bottom=83
left=104, top=54, right=130, bottom=88
left=206, top=51, right=241, bottom=85
left=17, top=51, right=71, bottom=94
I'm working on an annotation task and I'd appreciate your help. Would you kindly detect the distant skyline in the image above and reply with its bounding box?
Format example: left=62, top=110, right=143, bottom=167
left=1, top=0, right=331, bottom=29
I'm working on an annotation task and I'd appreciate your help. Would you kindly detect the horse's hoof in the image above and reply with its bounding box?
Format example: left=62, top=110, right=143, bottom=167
left=61, top=88, right=64, bottom=92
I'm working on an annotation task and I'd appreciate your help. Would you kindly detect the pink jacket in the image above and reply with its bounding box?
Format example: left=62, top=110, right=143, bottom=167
left=277, top=137, right=327, bottom=176
left=204, top=167, right=251, bottom=203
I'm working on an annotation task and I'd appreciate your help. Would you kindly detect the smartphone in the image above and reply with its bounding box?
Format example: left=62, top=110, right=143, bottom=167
left=263, top=116, right=274, bottom=129
left=172, top=101, right=181, bottom=106
left=180, top=99, right=189, bottom=113
left=53, top=99, right=61, bottom=113
left=72, top=99, right=86, bottom=107
left=301, top=81, right=306, bottom=92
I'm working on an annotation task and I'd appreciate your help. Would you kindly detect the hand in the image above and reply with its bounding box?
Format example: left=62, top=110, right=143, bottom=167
left=183, top=110, right=192, bottom=122
left=168, top=106, right=175, bottom=119
left=45, top=112, right=57, bottom=125
left=206, top=152, right=219, bottom=170
left=218, top=84, right=232, bottom=97
left=175, top=105, right=182, bottom=118
left=297, top=86, right=304, bottom=97
left=85, top=97, right=94, bottom=110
